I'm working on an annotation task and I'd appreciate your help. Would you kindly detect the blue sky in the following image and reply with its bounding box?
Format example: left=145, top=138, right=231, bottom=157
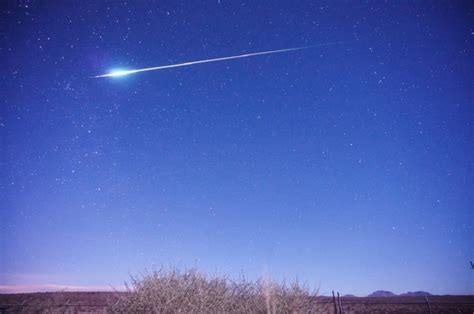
left=1, top=1, right=473, bottom=295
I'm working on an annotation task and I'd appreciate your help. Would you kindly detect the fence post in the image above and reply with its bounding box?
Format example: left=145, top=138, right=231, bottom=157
left=337, top=291, right=343, bottom=314
left=424, top=295, right=432, bottom=314
left=332, top=290, right=338, bottom=314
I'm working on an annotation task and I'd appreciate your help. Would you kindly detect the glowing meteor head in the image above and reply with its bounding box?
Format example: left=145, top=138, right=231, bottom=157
left=106, top=69, right=130, bottom=77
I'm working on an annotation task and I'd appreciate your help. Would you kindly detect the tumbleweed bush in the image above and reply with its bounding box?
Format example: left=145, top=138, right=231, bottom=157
left=108, top=267, right=320, bottom=313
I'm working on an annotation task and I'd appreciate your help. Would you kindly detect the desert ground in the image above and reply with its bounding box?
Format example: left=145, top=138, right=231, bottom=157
left=1, top=292, right=473, bottom=313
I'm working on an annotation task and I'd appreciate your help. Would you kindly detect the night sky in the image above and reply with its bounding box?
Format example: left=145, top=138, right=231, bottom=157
left=1, top=1, right=473, bottom=296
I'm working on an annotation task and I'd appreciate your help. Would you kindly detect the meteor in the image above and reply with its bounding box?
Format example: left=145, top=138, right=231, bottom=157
left=93, top=42, right=341, bottom=78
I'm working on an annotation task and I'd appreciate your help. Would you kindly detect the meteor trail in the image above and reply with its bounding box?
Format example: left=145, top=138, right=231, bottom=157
left=93, top=42, right=341, bottom=78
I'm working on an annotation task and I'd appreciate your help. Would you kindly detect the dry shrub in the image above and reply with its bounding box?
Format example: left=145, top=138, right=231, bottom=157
left=108, top=267, right=319, bottom=313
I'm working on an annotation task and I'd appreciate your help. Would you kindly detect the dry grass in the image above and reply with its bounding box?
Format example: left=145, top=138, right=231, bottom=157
left=108, top=267, right=319, bottom=313
left=2, top=290, right=474, bottom=313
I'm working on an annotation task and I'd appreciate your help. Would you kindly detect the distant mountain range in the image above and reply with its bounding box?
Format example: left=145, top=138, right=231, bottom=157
left=368, top=290, right=397, bottom=297
left=400, top=291, right=432, bottom=297
left=368, top=290, right=432, bottom=297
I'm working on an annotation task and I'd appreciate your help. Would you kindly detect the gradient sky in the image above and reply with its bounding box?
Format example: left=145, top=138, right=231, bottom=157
left=1, top=1, right=473, bottom=296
